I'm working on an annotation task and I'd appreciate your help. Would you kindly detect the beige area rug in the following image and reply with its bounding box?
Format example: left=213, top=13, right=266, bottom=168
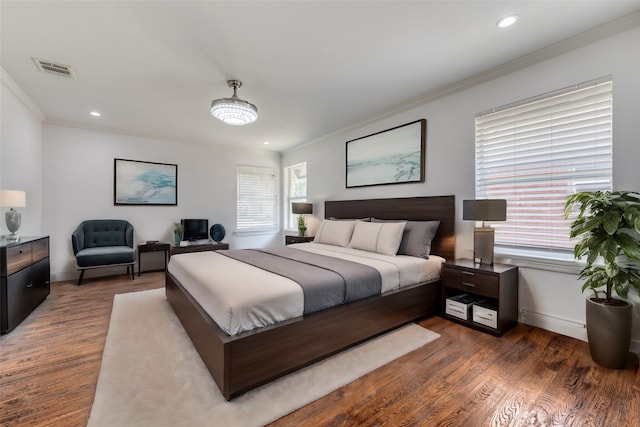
left=88, top=288, right=440, bottom=427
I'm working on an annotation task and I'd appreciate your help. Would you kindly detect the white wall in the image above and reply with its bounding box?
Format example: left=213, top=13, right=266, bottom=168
left=0, top=73, right=44, bottom=236
left=42, top=125, right=281, bottom=281
left=283, top=26, right=640, bottom=352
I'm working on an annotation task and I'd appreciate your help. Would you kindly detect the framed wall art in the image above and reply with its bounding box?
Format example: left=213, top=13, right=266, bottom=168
left=346, top=119, right=426, bottom=188
left=114, top=158, right=178, bottom=205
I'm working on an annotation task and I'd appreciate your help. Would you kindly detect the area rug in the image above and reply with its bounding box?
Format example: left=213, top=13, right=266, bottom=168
left=88, top=288, right=440, bottom=427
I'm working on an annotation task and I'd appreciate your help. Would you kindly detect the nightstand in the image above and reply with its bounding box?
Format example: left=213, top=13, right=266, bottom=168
left=441, top=259, right=518, bottom=336
left=285, top=235, right=315, bottom=245
left=138, top=242, right=170, bottom=276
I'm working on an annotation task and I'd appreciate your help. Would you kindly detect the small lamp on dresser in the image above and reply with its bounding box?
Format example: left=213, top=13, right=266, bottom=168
left=463, top=199, right=506, bottom=265
left=292, top=202, right=313, bottom=236
left=0, top=190, right=26, bottom=242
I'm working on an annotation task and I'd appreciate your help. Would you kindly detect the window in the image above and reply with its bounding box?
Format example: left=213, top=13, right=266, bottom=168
left=284, top=163, right=307, bottom=229
left=236, top=165, right=279, bottom=234
left=475, top=76, right=612, bottom=256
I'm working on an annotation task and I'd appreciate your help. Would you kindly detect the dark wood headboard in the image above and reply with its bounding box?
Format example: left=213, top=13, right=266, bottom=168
left=324, top=195, right=455, bottom=261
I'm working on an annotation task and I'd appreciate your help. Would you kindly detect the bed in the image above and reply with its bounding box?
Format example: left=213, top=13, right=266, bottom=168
left=166, top=195, right=455, bottom=400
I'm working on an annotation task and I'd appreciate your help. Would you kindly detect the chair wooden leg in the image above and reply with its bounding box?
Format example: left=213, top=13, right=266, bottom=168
left=77, top=270, right=85, bottom=286
left=130, top=265, right=134, bottom=281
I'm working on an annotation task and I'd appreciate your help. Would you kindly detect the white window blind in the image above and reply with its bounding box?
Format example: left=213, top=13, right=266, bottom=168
left=475, top=77, right=612, bottom=253
left=285, top=163, right=307, bottom=229
left=237, top=165, right=279, bottom=233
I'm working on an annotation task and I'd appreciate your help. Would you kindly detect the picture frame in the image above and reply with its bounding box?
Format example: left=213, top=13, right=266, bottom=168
left=114, top=158, right=177, bottom=206
left=345, top=119, right=426, bottom=188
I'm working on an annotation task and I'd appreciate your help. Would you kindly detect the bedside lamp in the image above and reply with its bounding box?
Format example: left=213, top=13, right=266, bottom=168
left=292, top=202, right=313, bottom=236
left=0, top=190, right=27, bottom=242
left=463, top=199, right=506, bottom=265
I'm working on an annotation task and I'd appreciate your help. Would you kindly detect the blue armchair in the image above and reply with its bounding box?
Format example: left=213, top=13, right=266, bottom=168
left=72, top=219, right=135, bottom=286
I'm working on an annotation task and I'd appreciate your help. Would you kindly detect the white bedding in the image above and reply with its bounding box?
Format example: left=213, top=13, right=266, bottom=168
left=167, top=242, right=444, bottom=336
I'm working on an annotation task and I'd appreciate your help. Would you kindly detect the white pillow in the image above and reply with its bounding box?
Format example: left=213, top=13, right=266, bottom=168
left=348, top=221, right=406, bottom=256
left=313, top=220, right=356, bottom=247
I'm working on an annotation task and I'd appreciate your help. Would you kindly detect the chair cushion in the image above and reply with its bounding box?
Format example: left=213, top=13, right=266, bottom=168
left=75, top=246, right=135, bottom=267
left=82, top=220, right=131, bottom=248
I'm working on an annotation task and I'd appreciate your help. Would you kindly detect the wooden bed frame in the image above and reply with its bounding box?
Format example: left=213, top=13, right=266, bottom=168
left=166, top=195, right=455, bottom=400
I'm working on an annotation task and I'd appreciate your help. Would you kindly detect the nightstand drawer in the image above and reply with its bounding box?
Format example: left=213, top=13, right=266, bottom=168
left=473, top=304, right=498, bottom=329
left=442, top=267, right=499, bottom=298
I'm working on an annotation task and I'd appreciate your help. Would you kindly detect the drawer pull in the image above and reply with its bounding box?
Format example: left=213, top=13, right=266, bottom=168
left=461, top=271, right=475, bottom=276
left=462, top=282, right=476, bottom=288
left=26, top=283, right=33, bottom=288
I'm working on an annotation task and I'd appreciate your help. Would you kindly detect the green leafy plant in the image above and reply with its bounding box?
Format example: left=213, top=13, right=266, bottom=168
left=564, top=191, right=640, bottom=303
left=173, top=222, right=184, bottom=238
left=297, top=215, right=306, bottom=229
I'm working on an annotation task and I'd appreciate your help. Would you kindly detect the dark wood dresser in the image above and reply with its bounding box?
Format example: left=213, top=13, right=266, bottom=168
left=1, top=236, right=50, bottom=334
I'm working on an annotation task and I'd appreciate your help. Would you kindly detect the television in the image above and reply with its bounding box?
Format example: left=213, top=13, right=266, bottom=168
left=181, top=219, right=209, bottom=242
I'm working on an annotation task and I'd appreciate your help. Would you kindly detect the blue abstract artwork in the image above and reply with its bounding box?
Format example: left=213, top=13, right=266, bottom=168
left=114, top=159, right=177, bottom=205
left=346, top=120, right=426, bottom=188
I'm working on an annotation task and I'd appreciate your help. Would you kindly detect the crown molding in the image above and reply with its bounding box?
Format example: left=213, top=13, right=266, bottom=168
left=286, top=11, right=640, bottom=154
left=0, top=67, right=46, bottom=121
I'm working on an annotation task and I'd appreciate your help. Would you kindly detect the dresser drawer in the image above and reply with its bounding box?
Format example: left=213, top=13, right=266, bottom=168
left=4, top=266, right=33, bottom=330
left=6, top=244, right=32, bottom=275
left=32, top=239, right=49, bottom=263
left=442, top=266, right=499, bottom=298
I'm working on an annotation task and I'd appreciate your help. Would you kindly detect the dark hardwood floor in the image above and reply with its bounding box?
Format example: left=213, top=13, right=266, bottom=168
left=1, top=273, right=638, bottom=426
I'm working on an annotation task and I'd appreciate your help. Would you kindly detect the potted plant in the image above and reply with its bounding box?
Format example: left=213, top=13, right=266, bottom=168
left=297, top=215, right=307, bottom=237
left=173, top=222, right=184, bottom=247
left=564, top=190, right=640, bottom=368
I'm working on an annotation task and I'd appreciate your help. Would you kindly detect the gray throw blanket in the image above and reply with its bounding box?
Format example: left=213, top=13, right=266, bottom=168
left=220, top=247, right=382, bottom=315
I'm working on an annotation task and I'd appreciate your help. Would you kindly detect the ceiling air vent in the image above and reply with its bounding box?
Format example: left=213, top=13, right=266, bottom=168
left=32, top=57, right=76, bottom=79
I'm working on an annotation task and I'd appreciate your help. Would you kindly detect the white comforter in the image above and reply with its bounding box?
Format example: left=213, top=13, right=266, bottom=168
left=167, top=242, right=444, bottom=336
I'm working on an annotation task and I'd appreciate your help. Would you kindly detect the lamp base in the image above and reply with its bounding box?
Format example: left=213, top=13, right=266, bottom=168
left=5, top=209, right=21, bottom=241
left=4, top=233, right=20, bottom=242
left=473, top=227, right=495, bottom=265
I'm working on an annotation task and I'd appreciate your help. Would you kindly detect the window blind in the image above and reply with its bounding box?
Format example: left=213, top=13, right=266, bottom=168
left=237, top=165, right=279, bottom=232
left=475, top=77, right=612, bottom=253
left=285, top=162, right=307, bottom=229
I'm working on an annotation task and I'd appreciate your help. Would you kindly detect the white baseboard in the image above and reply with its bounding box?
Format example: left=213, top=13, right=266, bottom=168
left=519, top=308, right=587, bottom=342
left=51, top=265, right=131, bottom=283
left=520, top=308, right=640, bottom=357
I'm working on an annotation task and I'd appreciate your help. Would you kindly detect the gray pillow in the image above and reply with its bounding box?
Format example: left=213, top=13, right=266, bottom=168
left=371, top=218, right=440, bottom=258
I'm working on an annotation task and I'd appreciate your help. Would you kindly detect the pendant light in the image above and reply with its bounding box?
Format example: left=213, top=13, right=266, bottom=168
left=210, top=80, right=258, bottom=125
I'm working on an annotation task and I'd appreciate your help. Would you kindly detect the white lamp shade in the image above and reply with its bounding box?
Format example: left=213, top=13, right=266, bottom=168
left=0, top=190, right=26, bottom=208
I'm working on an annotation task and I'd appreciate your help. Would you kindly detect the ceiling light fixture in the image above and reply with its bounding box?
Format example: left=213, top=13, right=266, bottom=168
left=210, top=80, right=258, bottom=126
left=497, top=14, right=519, bottom=28
left=90, top=111, right=101, bottom=117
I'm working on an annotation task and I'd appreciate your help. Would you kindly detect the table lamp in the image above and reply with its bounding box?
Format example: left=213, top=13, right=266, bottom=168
left=292, top=202, right=313, bottom=236
left=463, top=199, right=507, bottom=265
left=0, top=190, right=27, bottom=241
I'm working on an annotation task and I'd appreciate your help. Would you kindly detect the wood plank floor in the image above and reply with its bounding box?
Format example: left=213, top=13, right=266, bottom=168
left=1, top=273, right=638, bottom=426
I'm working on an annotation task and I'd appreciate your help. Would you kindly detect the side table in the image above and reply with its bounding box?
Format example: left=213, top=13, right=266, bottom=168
left=441, top=259, right=518, bottom=336
left=170, top=242, right=229, bottom=256
left=285, top=235, right=315, bottom=245
left=138, top=242, right=170, bottom=276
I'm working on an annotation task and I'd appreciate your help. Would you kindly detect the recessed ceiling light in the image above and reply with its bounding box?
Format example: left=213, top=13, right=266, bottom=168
left=497, top=14, right=519, bottom=29
left=90, top=111, right=101, bottom=117
left=263, top=141, right=270, bottom=145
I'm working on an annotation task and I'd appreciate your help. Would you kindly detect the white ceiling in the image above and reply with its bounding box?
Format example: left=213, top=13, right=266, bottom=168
left=2, top=1, right=640, bottom=152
